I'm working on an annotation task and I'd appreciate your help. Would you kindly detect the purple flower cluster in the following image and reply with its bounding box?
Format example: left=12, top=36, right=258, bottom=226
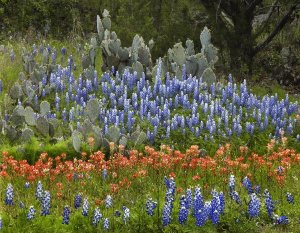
left=10, top=54, right=296, bottom=148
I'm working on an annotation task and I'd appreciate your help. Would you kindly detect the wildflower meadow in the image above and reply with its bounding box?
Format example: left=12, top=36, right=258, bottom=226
left=0, top=6, right=300, bottom=233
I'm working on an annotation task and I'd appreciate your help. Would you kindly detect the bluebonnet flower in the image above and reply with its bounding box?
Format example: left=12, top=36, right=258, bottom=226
left=286, top=192, right=294, bottom=204
left=105, top=195, right=112, bottom=208
left=276, top=166, right=285, bottom=175
left=102, top=169, right=107, bottom=180
left=219, top=192, right=225, bottom=215
left=74, top=194, right=82, bottom=209
left=5, top=183, right=14, bottom=205
left=264, top=189, right=275, bottom=218
left=195, top=202, right=210, bottom=227
left=242, top=176, right=253, bottom=194
left=146, top=197, right=157, bottom=216
left=62, top=206, right=71, bottom=224
left=186, top=188, right=193, bottom=210
left=36, top=181, right=43, bottom=201
left=103, top=218, right=109, bottom=230
left=254, top=186, right=261, bottom=194
left=229, top=174, right=235, bottom=193
left=27, top=206, right=36, bottom=220
left=114, top=210, right=121, bottom=217
left=276, top=215, right=289, bottom=224
left=93, top=208, right=102, bottom=226
left=122, top=206, right=130, bottom=224
left=211, top=209, right=220, bottom=225
left=0, top=216, right=3, bottom=230
left=24, top=182, right=30, bottom=189
left=41, top=191, right=51, bottom=216
left=178, top=196, right=188, bottom=224
left=194, top=187, right=204, bottom=215
left=248, top=193, right=260, bottom=218
left=61, top=47, right=66, bottom=56
left=82, top=198, right=89, bottom=216
left=162, top=202, right=172, bottom=226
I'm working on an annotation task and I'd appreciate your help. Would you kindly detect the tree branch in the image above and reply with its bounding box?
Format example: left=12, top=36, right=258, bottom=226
left=253, top=2, right=300, bottom=55
left=247, top=0, right=263, bottom=13
left=253, top=0, right=279, bottom=38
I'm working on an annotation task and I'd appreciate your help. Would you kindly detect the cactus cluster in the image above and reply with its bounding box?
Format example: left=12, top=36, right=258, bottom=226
left=96, top=10, right=153, bottom=80
left=96, top=9, right=218, bottom=84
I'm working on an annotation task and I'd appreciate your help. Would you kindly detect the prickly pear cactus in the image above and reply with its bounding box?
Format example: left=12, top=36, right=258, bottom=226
left=36, top=116, right=49, bottom=137
left=119, top=136, right=128, bottom=147
left=21, top=128, right=34, bottom=143
left=24, top=106, right=36, bottom=126
left=97, top=15, right=104, bottom=41
left=40, top=100, right=50, bottom=117
left=202, top=67, right=216, bottom=86
left=6, top=125, right=18, bottom=142
left=186, top=39, right=195, bottom=56
left=200, top=26, right=211, bottom=49
left=195, top=53, right=209, bottom=77
left=203, top=44, right=218, bottom=67
left=130, top=129, right=147, bottom=147
left=107, top=126, right=120, bottom=143
left=72, top=130, right=82, bottom=153
left=171, top=42, right=186, bottom=66
left=132, top=61, right=144, bottom=79
left=9, top=82, right=23, bottom=100
left=81, top=118, right=94, bottom=138
left=93, top=126, right=103, bottom=148
left=86, top=99, right=100, bottom=123
left=10, top=105, right=25, bottom=126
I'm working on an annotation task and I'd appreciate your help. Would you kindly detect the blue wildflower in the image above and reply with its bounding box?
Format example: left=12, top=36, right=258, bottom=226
left=264, top=189, right=275, bottom=218
left=248, top=193, right=260, bottom=218
left=194, top=187, right=204, bottom=215
left=74, top=194, right=82, bottom=209
left=243, top=176, right=253, bottom=194
left=230, top=191, right=241, bottom=204
left=41, top=191, right=51, bottom=216
left=286, top=192, right=294, bottom=204
left=186, top=188, right=193, bottom=210
left=229, top=174, right=235, bottom=193
left=146, top=197, right=157, bottom=216
left=103, top=218, right=109, bottom=230
left=102, top=169, right=107, bottom=180
left=178, top=195, right=188, bottom=224
left=24, top=182, right=30, bottom=189
left=195, top=202, right=210, bottom=227
left=0, top=216, right=2, bottom=230
left=27, top=206, right=36, bottom=220
left=35, top=181, right=43, bottom=201
left=211, top=209, right=220, bottom=225
left=162, top=203, right=172, bottom=226
left=105, top=195, right=112, bottom=208
left=5, top=183, right=14, bottom=206
left=93, top=208, right=102, bottom=226
left=122, top=206, right=130, bottom=224
left=82, top=198, right=89, bottom=216
left=276, top=215, right=289, bottom=224
left=62, top=206, right=71, bottom=224
left=114, top=210, right=121, bottom=217
left=219, top=192, right=225, bottom=215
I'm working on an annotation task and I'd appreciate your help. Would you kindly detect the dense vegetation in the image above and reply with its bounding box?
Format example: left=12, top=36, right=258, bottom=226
left=0, top=1, right=300, bottom=232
